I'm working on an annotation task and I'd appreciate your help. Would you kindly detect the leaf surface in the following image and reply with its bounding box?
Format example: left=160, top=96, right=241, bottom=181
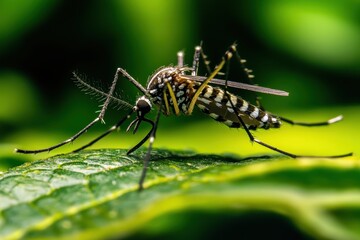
left=0, top=149, right=359, bottom=240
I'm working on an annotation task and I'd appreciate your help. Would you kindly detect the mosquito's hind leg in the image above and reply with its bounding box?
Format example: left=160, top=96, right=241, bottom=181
left=15, top=68, right=125, bottom=154
left=230, top=102, right=351, bottom=158
left=279, top=115, right=343, bottom=127
left=223, top=90, right=351, bottom=158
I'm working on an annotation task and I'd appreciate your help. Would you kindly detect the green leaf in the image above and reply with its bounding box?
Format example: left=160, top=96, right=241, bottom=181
left=0, top=149, right=359, bottom=240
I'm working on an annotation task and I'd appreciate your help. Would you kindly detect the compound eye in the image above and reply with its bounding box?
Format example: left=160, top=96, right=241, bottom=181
left=136, top=96, right=152, bottom=117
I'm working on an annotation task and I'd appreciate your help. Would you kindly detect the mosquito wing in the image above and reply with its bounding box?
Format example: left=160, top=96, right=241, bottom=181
left=186, top=75, right=289, bottom=96
left=73, top=72, right=133, bottom=109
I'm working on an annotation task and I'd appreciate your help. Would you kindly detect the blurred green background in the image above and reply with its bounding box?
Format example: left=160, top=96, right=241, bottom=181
left=0, top=0, right=359, bottom=166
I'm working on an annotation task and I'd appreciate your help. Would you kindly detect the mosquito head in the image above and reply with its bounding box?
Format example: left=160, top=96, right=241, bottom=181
left=127, top=96, right=153, bottom=135
left=135, top=96, right=152, bottom=118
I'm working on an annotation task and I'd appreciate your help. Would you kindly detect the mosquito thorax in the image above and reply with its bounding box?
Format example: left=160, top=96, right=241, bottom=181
left=135, top=96, right=152, bottom=117
left=146, top=66, right=196, bottom=115
left=146, top=67, right=180, bottom=100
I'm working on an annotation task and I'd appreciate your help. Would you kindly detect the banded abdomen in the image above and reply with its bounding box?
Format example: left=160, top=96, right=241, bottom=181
left=196, top=85, right=281, bottom=130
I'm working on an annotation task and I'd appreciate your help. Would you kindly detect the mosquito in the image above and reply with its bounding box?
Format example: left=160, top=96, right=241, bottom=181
left=15, top=43, right=352, bottom=190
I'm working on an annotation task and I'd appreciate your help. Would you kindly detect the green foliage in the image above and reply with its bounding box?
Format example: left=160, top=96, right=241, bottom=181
left=249, top=0, right=360, bottom=70
left=1, top=2, right=359, bottom=238
left=0, top=72, right=40, bottom=123
left=0, top=149, right=359, bottom=239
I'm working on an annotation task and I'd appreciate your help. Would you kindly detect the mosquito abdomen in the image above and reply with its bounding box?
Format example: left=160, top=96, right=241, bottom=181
left=196, top=85, right=281, bottom=130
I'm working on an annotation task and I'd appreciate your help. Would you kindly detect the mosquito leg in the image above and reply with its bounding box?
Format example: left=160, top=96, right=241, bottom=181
left=225, top=93, right=351, bottom=158
left=177, top=51, right=184, bottom=68
left=232, top=45, right=267, bottom=109
left=15, top=117, right=101, bottom=154
left=187, top=44, right=237, bottom=114
left=72, top=108, right=136, bottom=153
left=252, top=138, right=352, bottom=158
left=138, top=105, right=162, bottom=191
left=200, top=42, right=254, bottom=82
left=224, top=88, right=296, bottom=158
left=280, top=115, right=343, bottom=127
left=224, top=83, right=352, bottom=158
left=117, top=68, right=147, bottom=95
left=233, top=48, right=255, bottom=85
left=15, top=69, right=126, bottom=154
left=199, top=44, right=213, bottom=75
left=221, top=54, right=352, bottom=159
left=229, top=45, right=345, bottom=128
left=75, top=68, right=123, bottom=123
left=191, top=45, right=201, bottom=76
left=97, top=69, right=122, bottom=123
left=255, top=97, right=265, bottom=111
left=126, top=118, right=154, bottom=155
left=73, top=72, right=132, bottom=109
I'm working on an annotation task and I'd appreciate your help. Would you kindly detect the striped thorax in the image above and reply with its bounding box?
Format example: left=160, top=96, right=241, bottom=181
left=147, top=67, right=196, bottom=115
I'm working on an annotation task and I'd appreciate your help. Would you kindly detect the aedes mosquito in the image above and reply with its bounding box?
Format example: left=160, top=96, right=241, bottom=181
left=15, top=43, right=352, bottom=190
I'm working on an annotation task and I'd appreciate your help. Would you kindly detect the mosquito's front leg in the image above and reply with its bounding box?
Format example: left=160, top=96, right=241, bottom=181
left=72, top=108, right=136, bottom=153
left=15, top=69, right=124, bottom=154
left=97, top=68, right=123, bottom=123
left=15, top=117, right=102, bottom=154
left=137, top=105, right=162, bottom=191
left=117, top=68, right=147, bottom=94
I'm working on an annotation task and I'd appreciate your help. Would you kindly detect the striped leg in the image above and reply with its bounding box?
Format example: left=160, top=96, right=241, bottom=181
left=230, top=44, right=265, bottom=108
left=223, top=45, right=344, bottom=127
left=232, top=48, right=255, bottom=84
left=225, top=90, right=351, bottom=158
left=210, top=45, right=352, bottom=158
left=191, top=45, right=201, bottom=76
left=200, top=43, right=263, bottom=109
left=223, top=86, right=351, bottom=158
left=187, top=44, right=237, bottom=115
left=178, top=43, right=202, bottom=76
left=199, top=44, right=213, bottom=75
left=177, top=51, right=184, bottom=68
